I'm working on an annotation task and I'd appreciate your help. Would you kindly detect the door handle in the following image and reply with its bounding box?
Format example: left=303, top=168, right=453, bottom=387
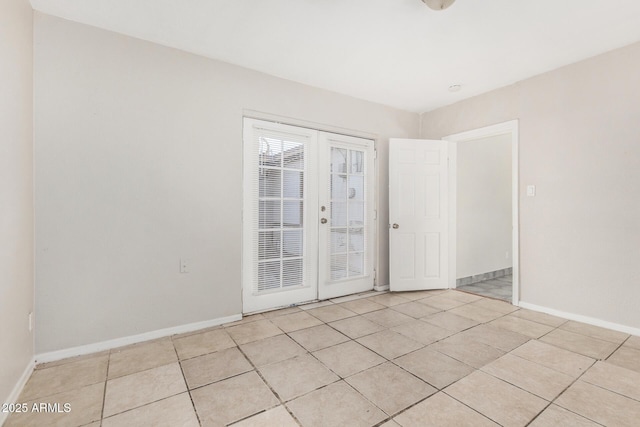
left=320, top=218, right=328, bottom=224
left=392, top=223, right=399, bottom=229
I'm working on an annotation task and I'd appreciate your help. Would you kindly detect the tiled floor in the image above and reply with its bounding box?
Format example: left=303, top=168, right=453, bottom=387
left=8, top=290, right=640, bottom=427
left=459, top=275, right=512, bottom=301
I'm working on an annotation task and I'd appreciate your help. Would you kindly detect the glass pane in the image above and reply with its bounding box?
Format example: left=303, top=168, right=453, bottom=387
left=259, top=231, right=281, bottom=260
left=347, top=175, right=364, bottom=201
left=259, top=200, right=280, bottom=229
left=331, top=228, right=348, bottom=254
left=331, top=148, right=348, bottom=175
left=259, top=169, right=281, bottom=198
left=331, top=202, right=347, bottom=227
left=283, top=201, right=303, bottom=227
left=348, top=201, right=364, bottom=226
left=350, top=150, right=364, bottom=174
left=283, top=170, right=303, bottom=198
left=331, top=254, right=348, bottom=280
left=349, top=253, right=364, bottom=277
left=348, top=227, right=364, bottom=252
left=282, top=140, right=304, bottom=170
left=259, top=137, right=282, bottom=167
left=331, top=174, right=347, bottom=200
left=282, top=230, right=303, bottom=258
left=282, top=259, right=303, bottom=287
left=258, top=261, right=281, bottom=291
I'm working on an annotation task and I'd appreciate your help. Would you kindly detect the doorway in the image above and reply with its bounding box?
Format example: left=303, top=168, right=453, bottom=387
left=444, top=120, right=519, bottom=304
left=242, top=118, right=375, bottom=313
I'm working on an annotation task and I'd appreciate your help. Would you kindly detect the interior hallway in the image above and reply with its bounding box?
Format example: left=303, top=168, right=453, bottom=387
left=6, top=289, right=640, bottom=426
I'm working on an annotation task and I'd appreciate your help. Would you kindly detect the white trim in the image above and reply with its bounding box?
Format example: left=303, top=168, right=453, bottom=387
left=374, top=284, right=390, bottom=292
left=0, top=358, right=36, bottom=426
left=519, top=301, right=640, bottom=337
left=443, top=120, right=520, bottom=305
left=35, top=314, right=241, bottom=364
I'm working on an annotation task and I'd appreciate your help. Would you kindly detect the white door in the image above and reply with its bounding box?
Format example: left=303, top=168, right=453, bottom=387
left=389, top=139, right=449, bottom=291
left=243, top=119, right=375, bottom=313
left=318, top=133, right=375, bottom=299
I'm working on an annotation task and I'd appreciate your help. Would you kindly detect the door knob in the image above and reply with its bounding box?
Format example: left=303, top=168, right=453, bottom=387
left=392, top=223, right=399, bottom=229
left=320, top=218, right=328, bottom=224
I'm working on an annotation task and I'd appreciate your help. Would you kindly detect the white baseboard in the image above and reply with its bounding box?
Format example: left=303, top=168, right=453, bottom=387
left=374, top=284, right=390, bottom=292
left=0, top=357, right=35, bottom=426
left=35, top=314, right=242, bottom=364
left=519, top=301, right=640, bottom=337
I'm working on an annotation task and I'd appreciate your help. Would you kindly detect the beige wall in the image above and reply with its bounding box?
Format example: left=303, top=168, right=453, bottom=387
left=0, top=0, right=34, bottom=407
left=456, top=134, right=512, bottom=279
left=422, top=42, right=640, bottom=329
left=34, top=13, right=418, bottom=353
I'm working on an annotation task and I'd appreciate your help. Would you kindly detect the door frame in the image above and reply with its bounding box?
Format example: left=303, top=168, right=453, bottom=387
left=443, top=120, right=520, bottom=305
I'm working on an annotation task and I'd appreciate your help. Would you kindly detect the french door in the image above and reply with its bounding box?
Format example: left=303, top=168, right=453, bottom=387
left=243, top=119, right=375, bottom=313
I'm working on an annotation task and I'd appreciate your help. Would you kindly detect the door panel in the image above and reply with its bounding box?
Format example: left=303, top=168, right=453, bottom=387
left=390, top=139, right=449, bottom=291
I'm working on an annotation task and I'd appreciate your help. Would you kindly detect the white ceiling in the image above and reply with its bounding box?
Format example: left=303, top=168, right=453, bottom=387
left=30, top=0, right=640, bottom=113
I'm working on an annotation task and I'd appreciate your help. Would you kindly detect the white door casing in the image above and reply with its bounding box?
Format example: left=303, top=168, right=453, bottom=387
left=389, top=139, right=449, bottom=291
left=243, top=118, right=375, bottom=313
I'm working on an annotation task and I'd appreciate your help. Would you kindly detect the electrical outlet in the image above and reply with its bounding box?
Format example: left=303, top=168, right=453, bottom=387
left=28, top=312, right=33, bottom=331
left=180, top=259, right=189, bottom=274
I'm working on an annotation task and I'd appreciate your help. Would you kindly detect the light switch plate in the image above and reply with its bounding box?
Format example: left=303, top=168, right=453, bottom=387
left=526, top=185, right=536, bottom=197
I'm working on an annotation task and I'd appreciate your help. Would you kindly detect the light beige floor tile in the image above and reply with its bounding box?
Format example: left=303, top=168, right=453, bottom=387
left=289, top=324, right=349, bottom=352
left=481, top=354, right=574, bottom=400
left=366, top=293, right=411, bottom=307
left=346, top=362, right=436, bottom=415
left=191, top=371, right=279, bottom=427
left=225, top=319, right=283, bottom=345
left=470, top=298, right=518, bottom=314
left=102, top=392, right=199, bottom=427
left=422, top=311, right=479, bottom=332
left=489, top=315, right=554, bottom=338
left=390, top=320, right=453, bottom=345
left=173, top=328, right=236, bottom=360
left=447, top=304, right=504, bottom=323
left=394, top=392, right=499, bottom=427
left=560, top=320, right=629, bottom=344
left=259, top=354, right=338, bottom=401
left=337, top=298, right=386, bottom=314
left=330, top=293, right=372, bottom=304
left=240, top=334, right=307, bottom=367
left=623, top=334, right=640, bottom=350
left=444, top=371, right=547, bottom=427
left=269, top=311, right=323, bottom=333
left=396, top=289, right=446, bottom=300
left=447, top=290, right=484, bottom=303
left=313, top=341, right=385, bottom=378
left=380, top=420, right=401, bottom=427
left=356, top=330, right=423, bottom=359
left=328, top=316, right=385, bottom=339
left=307, top=304, right=357, bottom=323
left=510, top=340, right=594, bottom=377
left=231, top=406, right=298, bottom=427
left=224, top=313, right=265, bottom=326
left=456, top=324, right=530, bottom=352
left=103, top=362, right=187, bottom=417
left=299, top=300, right=334, bottom=310
left=509, top=309, right=567, bottom=327
left=20, top=354, right=108, bottom=401
left=261, top=306, right=302, bottom=319
left=391, top=302, right=441, bottom=318
left=363, top=308, right=414, bottom=328
left=540, top=328, right=618, bottom=359
left=181, top=347, right=252, bottom=389
left=34, top=350, right=109, bottom=371
left=416, top=294, right=467, bottom=311
left=582, top=361, right=640, bottom=400
left=555, top=380, right=640, bottom=427
left=528, top=404, right=600, bottom=427
left=606, top=345, right=640, bottom=373
left=5, top=382, right=104, bottom=427
left=287, top=381, right=386, bottom=427
left=430, top=334, right=504, bottom=369
left=109, top=339, right=177, bottom=378
left=394, top=347, right=474, bottom=389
